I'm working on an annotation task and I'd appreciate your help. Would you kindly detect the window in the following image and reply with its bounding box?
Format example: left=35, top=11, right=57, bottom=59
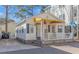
left=31, top=25, right=33, bottom=33
left=59, top=14, right=65, bottom=20
left=48, top=25, right=50, bottom=32
left=58, top=25, right=63, bottom=32
left=27, top=24, right=29, bottom=33
left=16, top=29, right=18, bottom=33
left=52, top=26, right=55, bottom=33
left=19, top=29, right=21, bottom=33
left=22, top=28, right=24, bottom=33
left=18, top=30, right=20, bottom=33
left=74, top=13, right=76, bottom=17
left=65, top=26, right=71, bottom=33
left=63, top=14, right=65, bottom=19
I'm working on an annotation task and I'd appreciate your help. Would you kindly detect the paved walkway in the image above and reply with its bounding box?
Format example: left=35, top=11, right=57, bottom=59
left=50, top=42, right=79, bottom=54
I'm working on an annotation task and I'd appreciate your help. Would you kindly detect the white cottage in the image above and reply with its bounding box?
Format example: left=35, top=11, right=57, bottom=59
left=16, top=13, right=74, bottom=44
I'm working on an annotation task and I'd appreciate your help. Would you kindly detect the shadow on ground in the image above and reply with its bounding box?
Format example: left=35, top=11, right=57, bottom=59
left=0, top=47, right=71, bottom=54
left=68, top=42, right=79, bottom=48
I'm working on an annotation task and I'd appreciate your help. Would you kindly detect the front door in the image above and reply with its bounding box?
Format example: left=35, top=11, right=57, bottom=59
left=36, top=24, right=41, bottom=39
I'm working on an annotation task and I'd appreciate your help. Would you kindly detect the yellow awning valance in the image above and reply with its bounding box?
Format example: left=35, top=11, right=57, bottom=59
left=32, top=18, right=65, bottom=23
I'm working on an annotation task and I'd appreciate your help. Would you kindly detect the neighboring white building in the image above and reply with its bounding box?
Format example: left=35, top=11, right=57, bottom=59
left=44, top=5, right=79, bottom=39
left=44, top=5, right=73, bottom=25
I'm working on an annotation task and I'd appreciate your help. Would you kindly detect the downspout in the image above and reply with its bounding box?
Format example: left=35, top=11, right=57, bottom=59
left=77, top=6, right=79, bottom=40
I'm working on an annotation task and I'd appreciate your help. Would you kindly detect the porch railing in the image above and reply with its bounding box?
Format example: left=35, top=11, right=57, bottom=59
left=44, top=33, right=73, bottom=40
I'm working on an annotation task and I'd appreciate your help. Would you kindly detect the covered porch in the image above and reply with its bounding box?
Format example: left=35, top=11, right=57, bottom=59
left=32, top=17, right=74, bottom=44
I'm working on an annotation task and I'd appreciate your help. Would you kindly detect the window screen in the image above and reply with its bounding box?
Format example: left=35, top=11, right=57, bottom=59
left=27, top=24, right=29, bottom=33
left=58, top=25, right=63, bottom=32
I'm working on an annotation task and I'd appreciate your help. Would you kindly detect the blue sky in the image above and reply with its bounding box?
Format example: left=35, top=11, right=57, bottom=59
left=0, top=6, right=5, bottom=16
left=0, top=5, right=42, bottom=23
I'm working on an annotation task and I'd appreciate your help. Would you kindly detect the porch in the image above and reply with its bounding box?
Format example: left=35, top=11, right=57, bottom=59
left=33, top=18, right=74, bottom=44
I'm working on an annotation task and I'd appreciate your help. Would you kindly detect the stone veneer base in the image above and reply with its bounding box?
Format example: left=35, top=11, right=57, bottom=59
left=41, top=39, right=74, bottom=45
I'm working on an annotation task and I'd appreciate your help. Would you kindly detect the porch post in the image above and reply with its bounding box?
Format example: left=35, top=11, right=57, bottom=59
left=41, top=20, right=43, bottom=42
left=63, top=25, right=65, bottom=39
left=56, top=25, right=58, bottom=40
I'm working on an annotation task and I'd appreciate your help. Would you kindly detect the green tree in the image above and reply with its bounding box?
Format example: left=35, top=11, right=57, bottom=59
left=15, top=5, right=47, bottom=20
left=15, top=5, right=35, bottom=20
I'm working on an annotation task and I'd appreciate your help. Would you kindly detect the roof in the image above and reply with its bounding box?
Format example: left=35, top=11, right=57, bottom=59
left=17, top=12, right=65, bottom=26
left=32, top=12, right=60, bottom=20
left=17, top=19, right=26, bottom=26
left=32, top=12, right=65, bottom=23
left=0, top=18, right=15, bottom=24
left=17, top=17, right=31, bottom=26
